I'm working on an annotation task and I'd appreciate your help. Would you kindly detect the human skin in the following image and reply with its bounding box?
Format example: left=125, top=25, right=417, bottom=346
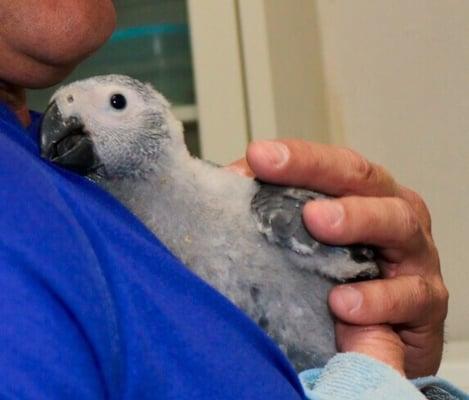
left=230, top=140, right=448, bottom=377
left=1, top=1, right=446, bottom=379
left=0, top=0, right=116, bottom=125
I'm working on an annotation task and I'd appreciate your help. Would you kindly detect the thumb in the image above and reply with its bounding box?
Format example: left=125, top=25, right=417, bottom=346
left=225, top=158, right=255, bottom=177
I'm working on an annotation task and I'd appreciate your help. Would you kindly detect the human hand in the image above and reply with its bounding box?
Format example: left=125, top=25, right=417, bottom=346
left=228, top=139, right=448, bottom=378
left=335, top=323, right=406, bottom=374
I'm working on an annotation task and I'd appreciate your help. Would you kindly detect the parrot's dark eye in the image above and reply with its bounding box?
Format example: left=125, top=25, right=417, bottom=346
left=110, top=93, right=127, bottom=110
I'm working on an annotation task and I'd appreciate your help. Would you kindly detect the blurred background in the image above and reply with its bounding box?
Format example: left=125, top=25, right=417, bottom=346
left=28, top=0, right=469, bottom=388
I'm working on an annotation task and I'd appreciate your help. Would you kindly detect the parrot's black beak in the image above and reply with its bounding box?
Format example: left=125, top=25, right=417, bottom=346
left=40, top=101, right=101, bottom=175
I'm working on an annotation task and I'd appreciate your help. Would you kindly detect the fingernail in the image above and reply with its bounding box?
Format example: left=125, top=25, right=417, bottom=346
left=336, top=286, right=363, bottom=314
left=317, top=201, right=344, bottom=227
left=258, top=141, right=290, bottom=168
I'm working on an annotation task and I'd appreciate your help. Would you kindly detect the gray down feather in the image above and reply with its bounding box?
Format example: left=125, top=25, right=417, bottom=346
left=40, top=74, right=379, bottom=372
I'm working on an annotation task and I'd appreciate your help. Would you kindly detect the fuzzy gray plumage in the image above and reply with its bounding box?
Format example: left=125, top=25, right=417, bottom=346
left=40, top=75, right=379, bottom=371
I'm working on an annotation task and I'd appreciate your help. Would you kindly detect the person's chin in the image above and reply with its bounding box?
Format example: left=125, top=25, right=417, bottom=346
left=8, top=24, right=115, bottom=89
left=0, top=1, right=116, bottom=89
left=21, top=63, right=78, bottom=90
left=23, top=1, right=116, bottom=75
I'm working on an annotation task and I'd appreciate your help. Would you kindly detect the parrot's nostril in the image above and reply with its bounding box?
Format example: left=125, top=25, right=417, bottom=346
left=67, top=95, right=74, bottom=104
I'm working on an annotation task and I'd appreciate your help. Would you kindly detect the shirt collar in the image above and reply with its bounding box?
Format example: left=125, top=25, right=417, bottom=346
left=0, top=100, right=43, bottom=152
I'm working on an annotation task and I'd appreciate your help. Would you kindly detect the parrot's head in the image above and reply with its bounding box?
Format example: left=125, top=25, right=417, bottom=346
left=40, top=74, right=186, bottom=179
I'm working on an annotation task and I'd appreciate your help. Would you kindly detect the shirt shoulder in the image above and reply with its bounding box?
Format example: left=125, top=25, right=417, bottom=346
left=0, top=104, right=305, bottom=399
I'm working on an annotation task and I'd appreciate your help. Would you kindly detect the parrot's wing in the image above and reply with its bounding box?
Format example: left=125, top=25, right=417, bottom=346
left=251, top=183, right=378, bottom=281
left=251, top=183, right=326, bottom=255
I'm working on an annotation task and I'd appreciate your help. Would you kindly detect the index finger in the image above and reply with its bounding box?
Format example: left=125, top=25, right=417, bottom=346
left=246, top=140, right=399, bottom=197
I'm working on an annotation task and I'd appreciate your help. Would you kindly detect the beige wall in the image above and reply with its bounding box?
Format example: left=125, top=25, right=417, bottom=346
left=315, top=0, right=469, bottom=341
left=238, top=0, right=329, bottom=143
left=187, top=0, right=249, bottom=164
left=188, top=0, right=330, bottom=163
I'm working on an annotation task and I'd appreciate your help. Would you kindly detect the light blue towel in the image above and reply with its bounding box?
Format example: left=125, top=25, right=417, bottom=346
left=299, top=353, right=469, bottom=400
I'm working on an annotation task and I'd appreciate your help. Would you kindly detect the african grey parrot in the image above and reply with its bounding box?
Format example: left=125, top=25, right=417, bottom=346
left=39, top=75, right=379, bottom=371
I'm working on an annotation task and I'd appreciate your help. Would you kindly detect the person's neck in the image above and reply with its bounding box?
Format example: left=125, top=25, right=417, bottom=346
left=0, top=80, right=30, bottom=126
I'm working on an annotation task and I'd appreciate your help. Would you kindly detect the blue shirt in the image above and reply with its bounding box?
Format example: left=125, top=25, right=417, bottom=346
left=0, top=102, right=305, bottom=399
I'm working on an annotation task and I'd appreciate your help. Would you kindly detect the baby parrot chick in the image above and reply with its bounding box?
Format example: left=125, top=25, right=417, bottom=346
left=40, top=75, right=379, bottom=371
